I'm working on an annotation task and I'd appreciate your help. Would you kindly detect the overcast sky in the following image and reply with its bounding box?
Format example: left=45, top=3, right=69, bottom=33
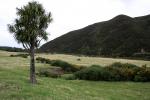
left=0, top=0, right=150, bottom=48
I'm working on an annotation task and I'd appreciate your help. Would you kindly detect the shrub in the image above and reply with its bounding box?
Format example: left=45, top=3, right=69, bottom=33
left=134, top=67, right=150, bottom=82
left=72, top=64, right=86, bottom=70
left=36, top=57, right=51, bottom=64
left=74, top=63, right=139, bottom=81
left=74, top=65, right=105, bottom=81
left=20, top=54, right=28, bottom=58
left=103, top=62, right=139, bottom=81
left=10, top=54, right=29, bottom=58
left=10, top=54, right=15, bottom=57
left=104, top=66, right=135, bottom=81
left=51, top=60, right=79, bottom=72
left=108, top=62, right=138, bottom=69
left=77, top=58, right=81, bottom=61
left=38, top=67, right=64, bottom=78
left=74, top=62, right=150, bottom=82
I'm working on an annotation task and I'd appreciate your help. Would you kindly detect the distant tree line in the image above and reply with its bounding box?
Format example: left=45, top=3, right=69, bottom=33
left=0, top=46, right=25, bottom=52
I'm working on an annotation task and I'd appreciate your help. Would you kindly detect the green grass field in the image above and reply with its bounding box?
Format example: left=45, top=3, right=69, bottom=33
left=0, top=50, right=150, bottom=100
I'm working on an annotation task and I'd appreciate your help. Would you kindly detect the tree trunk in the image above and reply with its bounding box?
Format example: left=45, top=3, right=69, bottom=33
left=29, top=45, right=37, bottom=84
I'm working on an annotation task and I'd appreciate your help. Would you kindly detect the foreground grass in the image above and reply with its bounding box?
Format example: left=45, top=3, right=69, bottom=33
left=0, top=50, right=150, bottom=100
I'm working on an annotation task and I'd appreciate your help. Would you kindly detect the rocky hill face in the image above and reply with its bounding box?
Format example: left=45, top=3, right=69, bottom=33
left=39, top=14, right=150, bottom=57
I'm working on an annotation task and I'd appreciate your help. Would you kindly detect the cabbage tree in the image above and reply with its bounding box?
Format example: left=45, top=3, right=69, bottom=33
left=8, top=1, right=52, bottom=84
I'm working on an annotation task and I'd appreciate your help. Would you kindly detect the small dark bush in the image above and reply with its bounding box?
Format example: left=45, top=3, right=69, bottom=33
left=10, top=54, right=29, bottom=58
left=36, top=57, right=52, bottom=64
left=77, top=58, right=81, bottom=61
left=51, top=60, right=79, bottom=72
left=38, top=67, right=64, bottom=78
left=10, top=54, right=15, bottom=57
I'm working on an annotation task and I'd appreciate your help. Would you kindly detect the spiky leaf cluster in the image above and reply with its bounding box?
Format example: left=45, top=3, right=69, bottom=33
left=8, top=1, right=52, bottom=49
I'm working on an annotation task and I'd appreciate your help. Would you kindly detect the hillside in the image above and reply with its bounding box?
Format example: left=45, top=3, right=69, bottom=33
left=40, top=14, right=150, bottom=57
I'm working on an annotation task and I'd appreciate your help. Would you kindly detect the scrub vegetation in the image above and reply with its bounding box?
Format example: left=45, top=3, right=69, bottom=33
left=0, top=50, right=150, bottom=100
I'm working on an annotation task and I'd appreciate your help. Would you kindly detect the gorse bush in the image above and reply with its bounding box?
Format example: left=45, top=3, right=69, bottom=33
left=36, top=57, right=51, bottom=63
left=104, top=62, right=138, bottom=81
left=51, top=60, right=79, bottom=72
left=10, top=54, right=29, bottom=58
left=74, top=65, right=105, bottom=81
left=104, top=66, right=135, bottom=81
left=134, top=66, right=150, bottom=82
left=36, top=57, right=79, bottom=72
left=77, top=58, right=81, bottom=61
left=108, top=62, right=138, bottom=68
left=74, top=62, right=150, bottom=82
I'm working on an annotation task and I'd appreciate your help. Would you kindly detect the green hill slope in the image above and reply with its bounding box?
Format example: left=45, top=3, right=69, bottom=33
left=40, top=14, right=150, bottom=57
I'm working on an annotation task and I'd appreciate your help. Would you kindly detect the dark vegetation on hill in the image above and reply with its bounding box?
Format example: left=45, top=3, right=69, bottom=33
left=0, top=46, right=25, bottom=52
left=39, top=14, right=150, bottom=58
